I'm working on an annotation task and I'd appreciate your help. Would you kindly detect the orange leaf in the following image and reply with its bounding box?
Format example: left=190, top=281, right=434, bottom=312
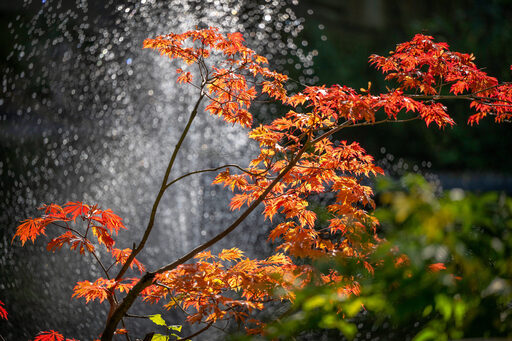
left=111, top=248, right=145, bottom=273
left=13, top=218, right=45, bottom=245
left=115, top=329, right=128, bottom=335
left=101, top=209, right=125, bottom=234
left=428, top=263, right=446, bottom=272
left=72, top=278, right=112, bottom=303
left=46, top=231, right=78, bottom=252
left=63, top=202, right=90, bottom=221
left=92, top=225, right=115, bottom=251
left=34, top=330, right=64, bottom=341
left=194, top=250, right=213, bottom=260
left=177, top=71, right=193, bottom=84
left=218, top=248, right=244, bottom=261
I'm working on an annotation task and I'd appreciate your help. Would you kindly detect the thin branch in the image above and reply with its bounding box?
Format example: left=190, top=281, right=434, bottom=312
left=124, top=313, right=152, bottom=319
left=164, top=164, right=266, bottom=190
left=180, top=322, right=214, bottom=340
left=155, top=134, right=312, bottom=274
left=114, top=91, right=205, bottom=283
left=91, top=251, right=111, bottom=279
left=100, top=134, right=312, bottom=340
left=50, top=221, right=112, bottom=279
left=84, top=216, right=92, bottom=239
left=346, top=116, right=420, bottom=129
left=407, top=92, right=512, bottom=105
left=50, top=222, right=82, bottom=236
left=311, top=120, right=352, bottom=144
left=155, top=282, right=190, bottom=316
left=120, top=318, right=131, bottom=341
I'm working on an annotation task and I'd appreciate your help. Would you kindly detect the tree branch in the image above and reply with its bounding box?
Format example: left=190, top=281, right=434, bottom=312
left=180, top=322, right=214, bottom=340
left=164, top=164, right=265, bottom=190
left=155, top=135, right=311, bottom=274
left=100, top=134, right=312, bottom=341
left=114, top=92, right=205, bottom=283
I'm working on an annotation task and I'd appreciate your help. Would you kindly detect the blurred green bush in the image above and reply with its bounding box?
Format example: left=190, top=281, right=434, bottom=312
left=259, top=174, right=512, bottom=340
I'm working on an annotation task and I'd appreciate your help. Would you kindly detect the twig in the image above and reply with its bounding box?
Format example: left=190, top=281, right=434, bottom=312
left=164, top=164, right=266, bottom=190
left=180, top=322, right=214, bottom=340
left=100, top=133, right=312, bottom=340
left=114, top=91, right=206, bottom=283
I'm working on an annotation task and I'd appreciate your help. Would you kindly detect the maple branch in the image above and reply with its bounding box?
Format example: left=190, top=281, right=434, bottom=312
left=346, top=116, right=421, bottom=129
left=100, top=134, right=312, bottom=341
left=91, top=251, right=111, bottom=279
left=407, top=93, right=512, bottom=105
left=156, top=135, right=312, bottom=274
left=155, top=282, right=190, bottom=316
left=164, top=164, right=264, bottom=190
left=120, top=319, right=131, bottom=341
left=310, top=115, right=421, bottom=146
left=84, top=216, right=92, bottom=239
left=114, top=92, right=205, bottom=283
left=124, top=313, right=152, bottom=319
left=310, top=120, right=353, bottom=144
left=180, top=322, right=214, bottom=340
left=49, top=221, right=112, bottom=279
left=51, top=221, right=81, bottom=236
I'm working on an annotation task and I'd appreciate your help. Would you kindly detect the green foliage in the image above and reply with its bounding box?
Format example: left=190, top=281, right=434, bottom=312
left=149, top=314, right=183, bottom=340
left=263, top=174, right=512, bottom=340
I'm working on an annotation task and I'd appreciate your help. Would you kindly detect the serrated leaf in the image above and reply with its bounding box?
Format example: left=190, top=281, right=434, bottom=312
left=151, top=334, right=169, bottom=341
left=34, top=330, right=64, bottom=341
left=149, top=314, right=167, bottom=327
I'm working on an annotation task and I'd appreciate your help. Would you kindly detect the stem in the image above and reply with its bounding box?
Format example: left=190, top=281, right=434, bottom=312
left=101, top=92, right=205, bottom=340
left=155, top=135, right=311, bottom=274
left=407, top=93, right=512, bottom=104
left=164, top=164, right=265, bottom=190
left=92, top=251, right=110, bottom=279
left=181, top=322, right=214, bottom=340
left=121, top=318, right=131, bottom=341
left=114, top=92, right=205, bottom=283
left=124, top=313, right=152, bottom=319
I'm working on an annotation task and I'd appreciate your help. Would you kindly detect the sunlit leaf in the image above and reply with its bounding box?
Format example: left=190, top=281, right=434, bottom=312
left=149, top=314, right=167, bottom=327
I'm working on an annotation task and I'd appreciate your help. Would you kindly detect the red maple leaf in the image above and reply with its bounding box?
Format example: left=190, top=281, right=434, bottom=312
left=101, top=209, right=125, bottom=234
left=34, top=330, right=64, bottom=341
left=0, top=300, right=7, bottom=320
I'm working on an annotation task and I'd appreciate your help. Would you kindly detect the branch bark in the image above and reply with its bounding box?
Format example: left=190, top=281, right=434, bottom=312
left=114, top=92, right=205, bottom=283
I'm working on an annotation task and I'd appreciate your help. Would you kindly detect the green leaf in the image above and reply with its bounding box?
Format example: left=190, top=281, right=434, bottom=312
left=149, top=314, right=167, bottom=327
left=413, top=328, right=438, bottom=341
left=344, top=298, right=363, bottom=317
left=337, top=320, right=357, bottom=340
left=151, top=334, right=169, bottom=341
left=168, top=325, right=182, bottom=332
left=422, top=305, right=433, bottom=317
left=303, top=295, right=326, bottom=311
left=435, top=295, right=452, bottom=321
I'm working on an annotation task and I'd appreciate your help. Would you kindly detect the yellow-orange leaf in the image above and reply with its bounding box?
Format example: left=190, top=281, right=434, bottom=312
left=13, top=218, right=45, bottom=245
left=218, top=248, right=244, bottom=261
